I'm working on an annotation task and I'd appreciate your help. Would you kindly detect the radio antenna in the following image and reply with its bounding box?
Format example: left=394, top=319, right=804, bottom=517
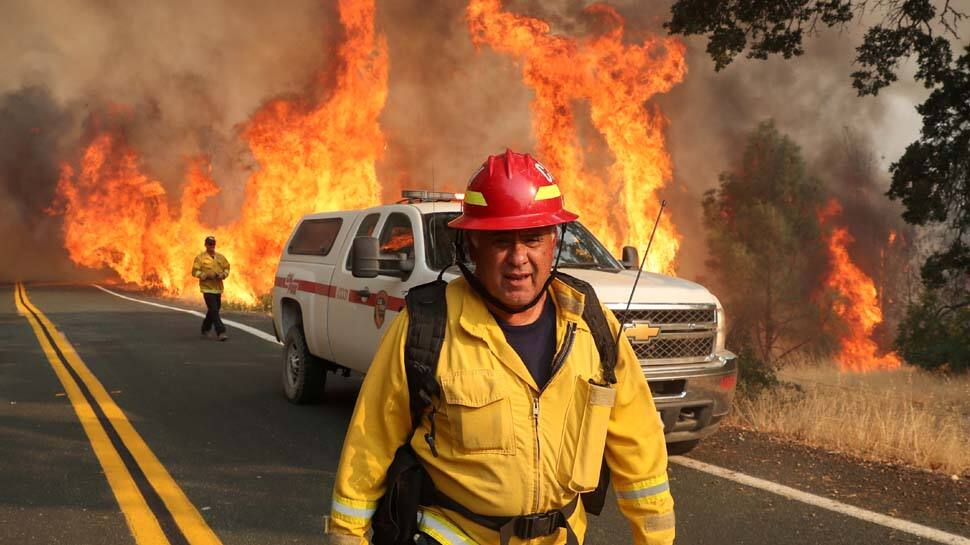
left=614, top=200, right=667, bottom=348
left=430, top=165, right=437, bottom=259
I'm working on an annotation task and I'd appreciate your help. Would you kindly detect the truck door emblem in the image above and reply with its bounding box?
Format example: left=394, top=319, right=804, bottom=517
left=625, top=323, right=661, bottom=343
left=374, top=290, right=389, bottom=328
left=285, top=273, right=297, bottom=295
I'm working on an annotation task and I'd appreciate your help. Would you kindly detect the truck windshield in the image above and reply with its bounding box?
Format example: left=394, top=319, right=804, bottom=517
left=423, top=212, right=623, bottom=272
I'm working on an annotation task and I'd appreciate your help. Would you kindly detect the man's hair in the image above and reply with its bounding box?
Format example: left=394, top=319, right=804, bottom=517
left=204, top=236, right=216, bottom=245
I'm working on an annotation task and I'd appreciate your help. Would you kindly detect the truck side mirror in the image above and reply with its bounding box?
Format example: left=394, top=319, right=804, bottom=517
left=351, top=236, right=411, bottom=278
left=621, top=246, right=639, bottom=270
left=351, top=237, right=381, bottom=278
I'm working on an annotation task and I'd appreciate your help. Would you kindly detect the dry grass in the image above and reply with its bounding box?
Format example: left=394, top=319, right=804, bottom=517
left=728, top=357, right=970, bottom=476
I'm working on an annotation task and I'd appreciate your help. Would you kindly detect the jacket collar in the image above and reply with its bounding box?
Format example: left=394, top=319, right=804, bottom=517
left=452, top=275, right=590, bottom=390
left=455, top=276, right=587, bottom=333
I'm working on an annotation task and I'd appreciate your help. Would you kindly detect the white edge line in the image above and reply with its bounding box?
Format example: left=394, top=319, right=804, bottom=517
left=92, top=284, right=283, bottom=346
left=670, top=455, right=970, bottom=545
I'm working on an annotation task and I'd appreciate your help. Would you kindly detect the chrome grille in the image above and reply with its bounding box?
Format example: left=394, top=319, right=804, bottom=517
left=632, top=336, right=714, bottom=360
left=614, top=308, right=715, bottom=325
left=610, top=305, right=717, bottom=366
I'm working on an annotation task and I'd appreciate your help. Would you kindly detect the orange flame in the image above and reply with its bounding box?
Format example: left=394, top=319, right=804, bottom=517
left=820, top=200, right=901, bottom=372
left=380, top=230, right=414, bottom=253
left=51, top=0, right=387, bottom=304
left=467, top=0, right=686, bottom=273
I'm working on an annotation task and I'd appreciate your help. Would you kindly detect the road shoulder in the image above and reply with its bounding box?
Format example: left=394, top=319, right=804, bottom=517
left=688, top=425, right=969, bottom=537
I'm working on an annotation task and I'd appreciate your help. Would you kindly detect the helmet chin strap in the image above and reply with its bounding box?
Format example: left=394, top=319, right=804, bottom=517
left=454, top=224, right=568, bottom=315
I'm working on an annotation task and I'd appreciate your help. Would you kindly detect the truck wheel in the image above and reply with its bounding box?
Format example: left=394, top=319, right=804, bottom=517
left=282, top=326, right=326, bottom=404
left=666, top=439, right=699, bottom=456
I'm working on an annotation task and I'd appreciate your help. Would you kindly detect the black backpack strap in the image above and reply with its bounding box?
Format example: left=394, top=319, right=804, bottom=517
left=554, top=272, right=619, bottom=516
left=373, top=280, right=448, bottom=545
left=404, top=279, right=449, bottom=454
left=554, top=272, right=617, bottom=384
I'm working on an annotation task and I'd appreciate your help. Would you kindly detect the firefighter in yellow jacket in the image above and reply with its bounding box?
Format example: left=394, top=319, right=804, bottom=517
left=191, top=235, right=230, bottom=341
left=328, top=151, right=674, bottom=545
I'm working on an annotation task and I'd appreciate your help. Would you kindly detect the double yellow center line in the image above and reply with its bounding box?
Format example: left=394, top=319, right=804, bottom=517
left=14, top=283, right=223, bottom=545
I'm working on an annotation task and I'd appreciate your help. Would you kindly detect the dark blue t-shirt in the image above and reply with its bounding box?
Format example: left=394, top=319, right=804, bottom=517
left=493, top=297, right=557, bottom=389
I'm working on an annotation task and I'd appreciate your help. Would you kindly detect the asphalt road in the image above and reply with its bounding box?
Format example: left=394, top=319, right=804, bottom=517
left=1, top=283, right=966, bottom=545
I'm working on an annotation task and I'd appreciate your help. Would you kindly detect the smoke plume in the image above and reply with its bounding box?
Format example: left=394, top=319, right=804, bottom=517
left=0, top=86, right=90, bottom=282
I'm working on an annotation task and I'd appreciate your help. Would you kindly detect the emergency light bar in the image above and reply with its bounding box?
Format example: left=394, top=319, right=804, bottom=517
left=401, top=190, right=462, bottom=203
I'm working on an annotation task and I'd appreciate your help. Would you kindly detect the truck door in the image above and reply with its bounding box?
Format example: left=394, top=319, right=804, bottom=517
left=328, top=210, right=416, bottom=373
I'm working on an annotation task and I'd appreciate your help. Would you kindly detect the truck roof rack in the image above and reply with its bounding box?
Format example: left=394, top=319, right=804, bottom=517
left=400, top=190, right=463, bottom=203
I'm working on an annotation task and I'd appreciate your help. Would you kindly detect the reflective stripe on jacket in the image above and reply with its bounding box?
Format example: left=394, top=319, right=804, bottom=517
left=328, top=277, right=674, bottom=545
left=191, top=252, right=230, bottom=293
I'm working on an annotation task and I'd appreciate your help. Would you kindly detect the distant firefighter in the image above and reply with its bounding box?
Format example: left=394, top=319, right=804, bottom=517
left=192, top=235, right=230, bottom=341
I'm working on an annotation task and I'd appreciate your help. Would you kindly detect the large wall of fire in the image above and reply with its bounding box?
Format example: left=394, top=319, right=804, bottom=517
left=39, top=0, right=902, bottom=371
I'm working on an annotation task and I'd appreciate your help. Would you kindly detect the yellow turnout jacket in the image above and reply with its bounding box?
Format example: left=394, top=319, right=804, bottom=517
left=328, top=277, right=674, bottom=545
left=191, top=251, right=230, bottom=294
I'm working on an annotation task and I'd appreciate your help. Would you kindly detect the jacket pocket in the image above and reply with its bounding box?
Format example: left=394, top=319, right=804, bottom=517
left=440, top=370, right=514, bottom=454
left=558, top=377, right=616, bottom=492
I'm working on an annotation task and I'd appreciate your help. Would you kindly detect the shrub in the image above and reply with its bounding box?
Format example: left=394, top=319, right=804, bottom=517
left=895, top=290, right=970, bottom=373
left=735, top=343, right=779, bottom=398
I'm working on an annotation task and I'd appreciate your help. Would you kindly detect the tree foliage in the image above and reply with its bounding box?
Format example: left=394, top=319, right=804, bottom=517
left=889, top=44, right=970, bottom=290
left=703, top=121, right=835, bottom=365
left=895, top=290, right=970, bottom=372
left=733, top=342, right=780, bottom=398
left=665, top=0, right=855, bottom=71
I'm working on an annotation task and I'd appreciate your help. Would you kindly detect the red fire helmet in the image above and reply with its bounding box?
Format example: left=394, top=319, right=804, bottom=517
left=448, top=149, right=579, bottom=231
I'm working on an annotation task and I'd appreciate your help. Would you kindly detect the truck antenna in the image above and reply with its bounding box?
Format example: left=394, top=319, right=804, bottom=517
left=614, top=200, right=667, bottom=349
left=430, top=165, right=437, bottom=262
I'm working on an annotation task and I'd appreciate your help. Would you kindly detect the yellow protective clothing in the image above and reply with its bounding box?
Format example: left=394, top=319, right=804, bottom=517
left=191, top=251, right=230, bottom=294
left=328, top=277, right=674, bottom=545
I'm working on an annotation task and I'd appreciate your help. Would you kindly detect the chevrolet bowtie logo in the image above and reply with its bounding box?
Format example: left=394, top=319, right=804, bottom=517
left=625, top=323, right=661, bottom=342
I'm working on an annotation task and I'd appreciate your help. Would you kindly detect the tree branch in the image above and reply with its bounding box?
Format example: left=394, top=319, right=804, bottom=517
left=940, top=0, right=968, bottom=37
left=935, top=299, right=970, bottom=318
left=775, top=337, right=816, bottom=361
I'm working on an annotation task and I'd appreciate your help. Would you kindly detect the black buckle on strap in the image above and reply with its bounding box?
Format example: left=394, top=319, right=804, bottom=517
left=514, top=511, right=563, bottom=539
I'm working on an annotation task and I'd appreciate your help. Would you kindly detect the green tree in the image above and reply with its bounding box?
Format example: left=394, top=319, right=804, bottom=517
left=665, top=0, right=970, bottom=292
left=895, top=290, right=970, bottom=372
left=703, top=121, right=835, bottom=366
left=889, top=47, right=969, bottom=291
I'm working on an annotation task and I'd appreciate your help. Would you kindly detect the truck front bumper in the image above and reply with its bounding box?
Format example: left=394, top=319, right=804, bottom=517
left=644, top=350, right=738, bottom=443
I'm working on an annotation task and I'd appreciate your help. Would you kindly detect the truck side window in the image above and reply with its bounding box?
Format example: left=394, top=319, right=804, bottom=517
left=345, top=213, right=381, bottom=269
left=356, top=213, right=380, bottom=238
left=379, top=213, right=414, bottom=258
left=288, top=218, right=343, bottom=256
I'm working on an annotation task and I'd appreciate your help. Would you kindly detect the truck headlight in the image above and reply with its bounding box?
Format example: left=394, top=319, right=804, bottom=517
left=715, top=304, right=726, bottom=352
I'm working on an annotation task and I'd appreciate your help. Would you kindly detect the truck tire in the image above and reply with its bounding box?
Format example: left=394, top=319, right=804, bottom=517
left=666, top=439, right=699, bottom=456
left=282, top=326, right=326, bottom=404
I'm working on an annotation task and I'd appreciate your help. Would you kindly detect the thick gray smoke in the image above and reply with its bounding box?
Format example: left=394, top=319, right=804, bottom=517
left=0, top=86, right=93, bottom=282
left=0, top=0, right=934, bottom=285
left=376, top=1, right=535, bottom=192
left=654, top=28, right=925, bottom=279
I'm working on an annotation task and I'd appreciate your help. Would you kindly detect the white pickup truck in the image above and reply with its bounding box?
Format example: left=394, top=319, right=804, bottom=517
left=271, top=191, right=737, bottom=451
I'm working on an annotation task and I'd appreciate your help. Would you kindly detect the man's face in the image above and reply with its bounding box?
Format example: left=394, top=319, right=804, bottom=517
left=468, top=226, right=557, bottom=308
left=205, top=242, right=216, bottom=255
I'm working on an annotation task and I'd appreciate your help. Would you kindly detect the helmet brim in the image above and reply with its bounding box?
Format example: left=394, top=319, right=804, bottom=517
left=447, top=208, right=579, bottom=231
